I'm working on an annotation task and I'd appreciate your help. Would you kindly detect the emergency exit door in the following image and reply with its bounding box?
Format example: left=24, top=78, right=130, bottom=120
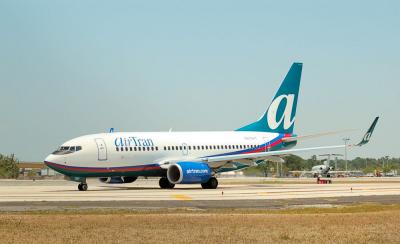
left=95, top=138, right=108, bottom=161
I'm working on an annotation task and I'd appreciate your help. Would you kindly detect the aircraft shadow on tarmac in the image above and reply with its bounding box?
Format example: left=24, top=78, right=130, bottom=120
left=46, top=186, right=227, bottom=192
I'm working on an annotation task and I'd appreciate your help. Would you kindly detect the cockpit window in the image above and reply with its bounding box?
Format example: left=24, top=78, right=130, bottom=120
left=52, top=146, right=83, bottom=155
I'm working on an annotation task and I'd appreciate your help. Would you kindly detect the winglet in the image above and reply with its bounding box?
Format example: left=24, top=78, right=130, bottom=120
left=355, top=117, right=379, bottom=146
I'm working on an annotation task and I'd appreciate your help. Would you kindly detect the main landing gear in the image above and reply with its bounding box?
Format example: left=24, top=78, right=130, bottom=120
left=201, top=177, right=218, bottom=189
left=78, top=182, right=88, bottom=191
left=159, top=177, right=175, bottom=189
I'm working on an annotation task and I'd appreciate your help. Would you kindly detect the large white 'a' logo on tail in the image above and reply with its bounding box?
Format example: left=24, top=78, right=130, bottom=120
left=267, top=94, right=296, bottom=130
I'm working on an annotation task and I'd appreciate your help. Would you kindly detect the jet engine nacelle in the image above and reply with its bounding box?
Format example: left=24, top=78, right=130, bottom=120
left=99, top=176, right=138, bottom=184
left=167, top=162, right=212, bottom=184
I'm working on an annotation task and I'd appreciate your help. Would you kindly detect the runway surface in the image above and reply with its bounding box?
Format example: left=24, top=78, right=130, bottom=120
left=1, top=178, right=399, bottom=211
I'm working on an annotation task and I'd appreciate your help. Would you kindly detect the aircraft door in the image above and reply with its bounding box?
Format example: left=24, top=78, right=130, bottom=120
left=95, top=138, right=108, bottom=161
left=263, top=137, right=270, bottom=152
left=182, top=143, right=188, bottom=156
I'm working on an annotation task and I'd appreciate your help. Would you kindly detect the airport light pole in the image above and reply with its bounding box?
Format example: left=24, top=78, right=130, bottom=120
left=343, top=138, right=350, bottom=172
left=385, top=156, right=389, bottom=173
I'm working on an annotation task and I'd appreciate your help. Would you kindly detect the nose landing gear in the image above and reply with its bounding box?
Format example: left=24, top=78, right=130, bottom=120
left=78, top=183, right=88, bottom=191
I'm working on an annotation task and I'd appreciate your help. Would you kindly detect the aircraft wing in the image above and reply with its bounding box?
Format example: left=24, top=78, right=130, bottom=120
left=204, top=116, right=379, bottom=169
left=203, top=145, right=344, bottom=168
left=282, top=129, right=355, bottom=142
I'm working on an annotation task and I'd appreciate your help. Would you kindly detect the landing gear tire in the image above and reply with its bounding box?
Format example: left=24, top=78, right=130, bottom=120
left=159, top=177, right=175, bottom=189
left=78, top=183, right=88, bottom=191
left=201, top=177, right=218, bottom=189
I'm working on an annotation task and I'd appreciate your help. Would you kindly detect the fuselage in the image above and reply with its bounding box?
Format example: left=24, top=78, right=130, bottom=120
left=44, top=131, right=295, bottom=178
left=311, top=164, right=331, bottom=177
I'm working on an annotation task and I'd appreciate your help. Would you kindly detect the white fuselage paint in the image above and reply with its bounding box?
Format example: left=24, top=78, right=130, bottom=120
left=45, top=131, right=281, bottom=170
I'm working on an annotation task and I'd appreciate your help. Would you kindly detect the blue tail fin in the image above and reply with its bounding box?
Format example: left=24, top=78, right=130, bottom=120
left=236, top=62, right=303, bottom=134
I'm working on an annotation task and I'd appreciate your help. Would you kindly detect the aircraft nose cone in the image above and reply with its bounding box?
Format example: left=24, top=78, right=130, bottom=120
left=44, top=154, right=60, bottom=165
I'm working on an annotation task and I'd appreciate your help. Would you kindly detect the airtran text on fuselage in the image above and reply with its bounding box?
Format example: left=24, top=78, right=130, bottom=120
left=114, top=137, right=155, bottom=147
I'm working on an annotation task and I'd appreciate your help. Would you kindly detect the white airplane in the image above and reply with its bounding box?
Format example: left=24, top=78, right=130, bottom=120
left=310, top=154, right=343, bottom=178
left=44, top=63, right=378, bottom=191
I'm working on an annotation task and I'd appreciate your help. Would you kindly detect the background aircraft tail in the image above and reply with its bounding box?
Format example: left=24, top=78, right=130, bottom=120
left=237, top=62, right=303, bottom=134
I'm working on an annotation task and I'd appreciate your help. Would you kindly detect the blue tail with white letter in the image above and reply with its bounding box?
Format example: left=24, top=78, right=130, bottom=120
left=237, top=62, right=302, bottom=134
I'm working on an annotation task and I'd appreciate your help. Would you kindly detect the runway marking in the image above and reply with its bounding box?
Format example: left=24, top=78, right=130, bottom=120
left=172, top=194, right=192, bottom=201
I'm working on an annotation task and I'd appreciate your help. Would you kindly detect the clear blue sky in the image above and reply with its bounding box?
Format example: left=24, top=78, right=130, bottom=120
left=0, top=0, right=399, bottom=161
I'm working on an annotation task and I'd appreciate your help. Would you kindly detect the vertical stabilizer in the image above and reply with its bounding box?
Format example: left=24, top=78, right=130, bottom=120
left=237, top=63, right=302, bottom=134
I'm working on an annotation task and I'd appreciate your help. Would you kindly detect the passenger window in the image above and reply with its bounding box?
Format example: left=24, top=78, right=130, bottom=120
left=179, top=146, right=182, bottom=150
left=138, top=147, right=141, bottom=151
left=156, top=146, right=158, bottom=151
left=164, top=146, right=166, bottom=151
left=188, top=146, right=191, bottom=150
left=167, top=146, right=170, bottom=150
left=147, top=147, right=150, bottom=151
left=134, top=147, right=137, bottom=151
left=116, top=147, right=119, bottom=152
left=121, top=147, right=124, bottom=151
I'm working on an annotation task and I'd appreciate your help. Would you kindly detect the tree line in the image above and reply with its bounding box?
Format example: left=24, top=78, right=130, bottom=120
left=0, top=154, right=19, bottom=179
left=244, top=155, right=400, bottom=176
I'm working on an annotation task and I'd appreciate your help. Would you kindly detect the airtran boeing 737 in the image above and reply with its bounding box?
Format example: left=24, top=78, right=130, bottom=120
left=44, top=63, right=379, bottom=191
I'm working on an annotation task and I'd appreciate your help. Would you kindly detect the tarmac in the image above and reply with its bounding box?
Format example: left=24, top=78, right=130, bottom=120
left=1, top=177, right=399, bottom=211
